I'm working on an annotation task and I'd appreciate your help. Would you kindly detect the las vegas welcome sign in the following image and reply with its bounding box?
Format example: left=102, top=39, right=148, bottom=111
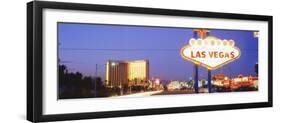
left=180, top=36, right=241, bottom=70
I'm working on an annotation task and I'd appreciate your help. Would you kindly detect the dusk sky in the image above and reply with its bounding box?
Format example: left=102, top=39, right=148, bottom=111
left=58, top=23, right=258, bottom=81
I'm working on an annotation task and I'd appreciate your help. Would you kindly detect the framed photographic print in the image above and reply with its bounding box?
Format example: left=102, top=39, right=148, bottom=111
left=27, top=1, right=273, bottom=122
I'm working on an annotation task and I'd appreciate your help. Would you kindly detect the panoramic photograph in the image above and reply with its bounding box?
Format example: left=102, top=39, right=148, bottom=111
left=58, top=22, right=259, bottom=99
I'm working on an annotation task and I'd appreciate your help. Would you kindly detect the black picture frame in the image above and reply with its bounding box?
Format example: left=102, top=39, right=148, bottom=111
left=27, top=1, right=273, bottom=122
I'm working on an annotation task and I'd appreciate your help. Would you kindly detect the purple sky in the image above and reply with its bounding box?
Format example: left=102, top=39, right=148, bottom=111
left=58, top=23, right=258, bottom=81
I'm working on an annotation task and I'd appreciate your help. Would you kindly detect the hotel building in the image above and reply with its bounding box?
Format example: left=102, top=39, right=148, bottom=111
left=105, top=60, right=149, bottom=88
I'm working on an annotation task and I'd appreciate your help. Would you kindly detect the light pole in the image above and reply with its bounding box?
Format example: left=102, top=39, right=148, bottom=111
left=94, top=63, right=106, bottom=97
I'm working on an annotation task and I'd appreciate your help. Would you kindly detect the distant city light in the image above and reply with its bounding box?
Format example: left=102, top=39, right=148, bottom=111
left=224, top=77, right=228, bottom=80
left=253, top=31, right=259, bottom=38
left=155, top=78, right=160, bottom=84
left=111, top=62, right=116, bottom=66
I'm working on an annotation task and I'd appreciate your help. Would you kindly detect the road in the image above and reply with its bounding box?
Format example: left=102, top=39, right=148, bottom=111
left=110, top=90, right=163, bottom=98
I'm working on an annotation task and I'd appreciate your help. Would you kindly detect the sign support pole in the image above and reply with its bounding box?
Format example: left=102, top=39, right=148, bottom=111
left=208, top=69, right=212, bottom=93
left=194, top=65, right=199, bottom=93
left=192, top=30, right=199, bottom=93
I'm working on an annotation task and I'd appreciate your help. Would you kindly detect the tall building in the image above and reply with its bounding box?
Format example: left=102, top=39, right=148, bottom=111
left=105, top=60, right=149, bottom=88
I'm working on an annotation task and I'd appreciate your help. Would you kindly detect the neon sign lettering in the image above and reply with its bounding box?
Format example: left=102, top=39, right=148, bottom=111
left=180, top=36, right=241, bottom=70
